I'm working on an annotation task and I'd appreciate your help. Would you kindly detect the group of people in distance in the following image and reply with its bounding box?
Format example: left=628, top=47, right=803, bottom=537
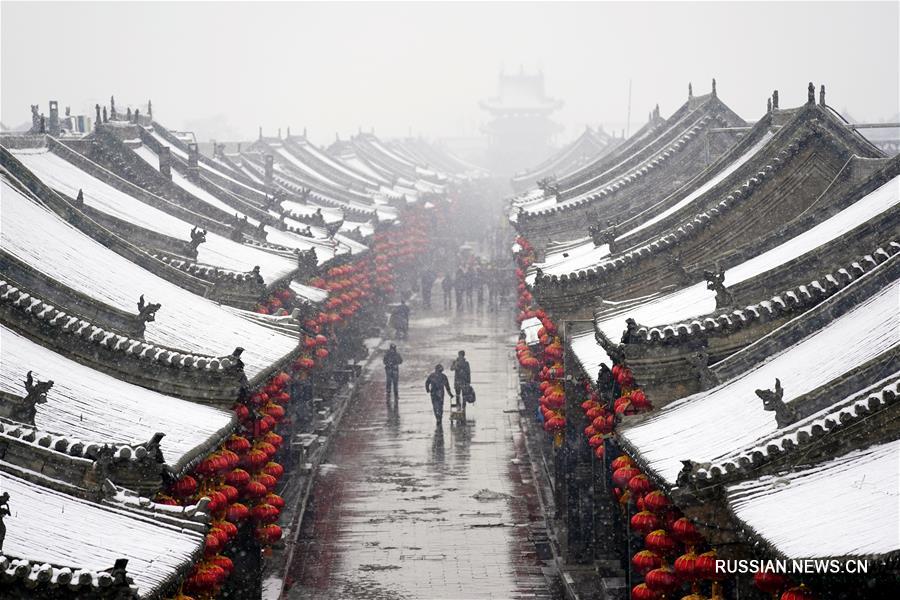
left=419, top=260, right=506, bottom=312
left=383, top=344, right=474, bottom=426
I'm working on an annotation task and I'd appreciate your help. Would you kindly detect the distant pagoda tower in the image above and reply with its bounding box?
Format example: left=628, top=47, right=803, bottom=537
left=480, top=68, right=563, bottom=176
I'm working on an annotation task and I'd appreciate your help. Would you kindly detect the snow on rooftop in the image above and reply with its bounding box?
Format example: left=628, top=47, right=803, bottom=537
left=11, top=148, right=294, bottom=282
left=280, top=199, right=344, bottom=224
left=570, top=327, right=610, bottom=381
left=1, top=469, right=204, bottom=598
left=276, top=147, right=340, bottom=187
left=0, top=326, right=234, bottom=472
left=727, top=440, right=900, bottom=560
left=301, top=140, right=379, bottom=188
left=619, top=131, right=774, bottom=240
left=133, top=145, right=262, bottom=227
left=594, top=174, right=900, bottom=343
left=1, top=177, right=298, bottom=379
left=289, top=280, right=329, bottom=304
left=619, top=280, right=900, bottom=486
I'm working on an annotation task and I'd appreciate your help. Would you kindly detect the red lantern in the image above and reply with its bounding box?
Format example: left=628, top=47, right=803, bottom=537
left=219, top=485, right=239, bottom=502
left=225, top=502, right=250, bottom=522
left=630, top=584, right=659, bottom=600
left=225, top=435, right=251, bottom=454
left=781, top=584, right=815, bottom=600
left=644, top=567, right=679, bottom=594
left=695, top=550, right=724, bottom=581
left=628, top=474, right=654, bottom=495
left=671, top=517, right=704, bottom=548
left=263, top=461, right=285, bottom=480
left=255, top=523, right=283, bottom=545
left=674, top=551, right=699, bottom=581
left=612, top=466, right=641, bottom=489
left=632, top=549, right=662, bottom=574
left=225, top=468, right=250, bottom=488
left=172, top=475, right=198, bottom=499
left=243, top=448, right=269, bottom=469
left=643, top=491, right=671, bottom=513
left=644, top=529, right=677, bottom=556
left=264, top=492, right=285, bottom=509
left=243, top=480, right=268, bottom=500
left=593, top=445, right=605, bottom=459
left=203, top=531, right=223, bottom=556
left=263, top=432, right=284, bottom=449
left=611, top=455, right=635, bottom=471
left=630, top=511, right=660, bottom=535
left=251, top=502, right=281, bottom=523
left=754, top=571, right=789, bottom=595
left=209, top=554, right=234, bottom=576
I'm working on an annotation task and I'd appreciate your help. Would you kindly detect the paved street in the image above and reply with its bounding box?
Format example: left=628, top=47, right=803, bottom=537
left=284, top=302, right=561, bottom=599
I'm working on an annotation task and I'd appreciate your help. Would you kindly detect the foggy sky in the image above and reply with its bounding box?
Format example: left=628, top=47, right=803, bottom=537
left=2, top=1, right=898, bottom=146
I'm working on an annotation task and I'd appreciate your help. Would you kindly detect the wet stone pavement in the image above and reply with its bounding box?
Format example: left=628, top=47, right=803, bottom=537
left=284, top=303, right=562, bottom=599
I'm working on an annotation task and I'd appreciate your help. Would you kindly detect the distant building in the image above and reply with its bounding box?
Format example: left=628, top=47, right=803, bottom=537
left=480, top=69, right=563, bottom=176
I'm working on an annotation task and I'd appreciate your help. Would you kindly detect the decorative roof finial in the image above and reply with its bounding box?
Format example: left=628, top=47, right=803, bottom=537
left=819, top=84, right=826, bottom=106
left=767, top=97, right=772, bottom=114
left=772, top=90, right=779, bottom=110
left=711, top=78, right=717, bottom=97
left=278, top=128, right=281, bottom=139
left=303, top=126, right=307, bottom=137
left=688, top=82, right=693, bottom=100
left=287, top=126, right=291, bottom=137
left=258, top=126, right=262, bottom=140
left=807, top=82, right=815, bottom=104
left=654, top=104, right=660, bottom=118
left=147, top=99, right=152, bottom=118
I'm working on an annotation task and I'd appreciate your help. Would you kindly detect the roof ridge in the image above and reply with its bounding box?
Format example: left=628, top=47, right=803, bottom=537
left=0, top=279, right=240, bottom=373
left=634, top=242, right=900, bottom=345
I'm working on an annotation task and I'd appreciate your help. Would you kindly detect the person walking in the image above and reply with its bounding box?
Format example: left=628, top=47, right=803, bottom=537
left=463, top=266, right=475, bottom=309
left=390, top=299, right=410, bottom=339
left=383, top=343, right=403, bottom=401
left=441, top=274, right=454, bottom=310
left=450, top=350, right=471, bottom=407
left=421, top=269, right=436, bottom=309
left=474, top=265, right=485, bottom=308
left=425, top=364, right=453, bottom=424
left=454, top=266, right=465, bottom=312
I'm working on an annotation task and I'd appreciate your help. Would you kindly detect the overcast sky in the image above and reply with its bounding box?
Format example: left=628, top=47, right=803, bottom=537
left=2, top=1, right=898, bottom=145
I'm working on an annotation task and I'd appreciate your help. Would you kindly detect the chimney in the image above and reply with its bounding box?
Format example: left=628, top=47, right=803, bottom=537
left=187, top=143, right=200, bottom=179
left=48, top=101, right=60, bottom=136
left=265, top=154, right=274, bottom=189
left=158, top=146, right=172, bottom=180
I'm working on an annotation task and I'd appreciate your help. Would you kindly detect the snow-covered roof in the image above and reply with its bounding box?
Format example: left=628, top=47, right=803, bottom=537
left=570, top=327, right=610, bottom=380
left=10, top=147, right=296, bottom=282
left=2, top=175, right=299, bottom=380
left=593, top=174, right=900, bottom=346
left=618, top=279, right=900, bottom=486
left=726, top=440, right=900, bottom=560
left=0, top=325, right=234, bottom=472
left=133, top=144, right=262, bottom=226
left=289, top=280, right=329, bottom=304
left=1, top=469, right=205, bottom=598
left=617, top=131, right=774, bottom=241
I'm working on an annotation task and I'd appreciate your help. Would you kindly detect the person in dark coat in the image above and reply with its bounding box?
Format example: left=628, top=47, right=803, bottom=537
left=441, top=274, right=454, bottom=310
left=450, top=350, right=471, bottom=406
left=383, top=343, right=403, bottom=401
left=454, top=267, right=465, bottom=311
left=390, top=299, right=410, bottom=339
left=425, top=364, right=453, bottom=424
left=421, top=269, right=436, bottom=309
left=463, top=267, right=475, bottom=309
left=474, top=265, right=485, bottom=307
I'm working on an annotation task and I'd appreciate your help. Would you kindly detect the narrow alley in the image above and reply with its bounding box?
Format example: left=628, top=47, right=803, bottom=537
left=284, top=300, right=562, bottom=599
